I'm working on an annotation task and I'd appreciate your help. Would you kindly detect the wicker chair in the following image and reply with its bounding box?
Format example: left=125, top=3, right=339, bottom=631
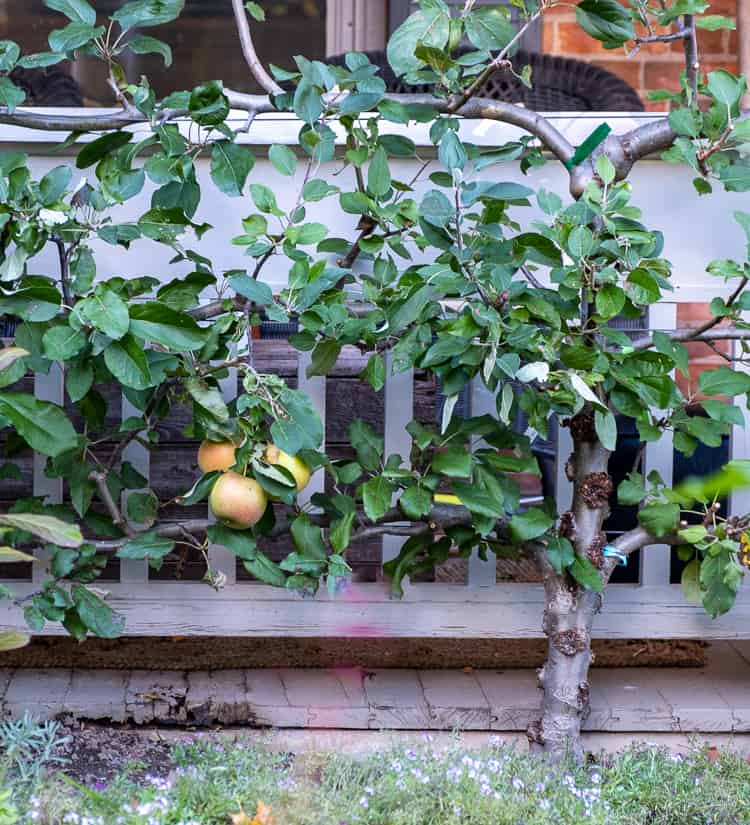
left=9, top=66, right=83, bottom=107
left=326, top=48, right=643, bottom=112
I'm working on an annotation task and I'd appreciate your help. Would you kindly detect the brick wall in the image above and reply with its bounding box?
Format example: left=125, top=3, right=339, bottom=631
left=542, top=0, right=739, bottom=111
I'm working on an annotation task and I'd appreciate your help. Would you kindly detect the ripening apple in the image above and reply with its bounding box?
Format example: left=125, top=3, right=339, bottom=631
left=264, top=443, right=311, bottom=493
left=197, top=440, right=236, bottom=473
left=209, top=471, right=268, bottom=529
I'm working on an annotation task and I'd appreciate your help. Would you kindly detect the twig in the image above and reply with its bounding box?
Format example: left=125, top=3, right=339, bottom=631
left=89, top=470, right=135, bottom=537
left=53, top=237, right=71, bottom=306
left=230, top=0, right=283, bottom=96
left=682, top=15, right=699, bottom=100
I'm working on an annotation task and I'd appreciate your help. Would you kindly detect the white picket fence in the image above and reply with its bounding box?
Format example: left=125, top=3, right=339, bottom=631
left=1, top=298, right=750, bottom=640
left=2, top=111, right=750, bottom=639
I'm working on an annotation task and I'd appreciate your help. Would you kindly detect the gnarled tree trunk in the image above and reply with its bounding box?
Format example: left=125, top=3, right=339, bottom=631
left=529, top=412, right=612, bottom=762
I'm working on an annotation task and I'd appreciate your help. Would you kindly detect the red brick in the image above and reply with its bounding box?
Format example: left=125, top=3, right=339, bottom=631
left=702, top=59, right=739, bottom=75
left=644, top=60, right=684, bottom=91
left=728, top=26, right=738, bottom=56
left=678, top=302, right=716, bottom=325
left=542, top=21, right=557, bottom=53
left=684, top=28, right=727, bottom=55
left=591, top=59, right=643, bottom=89
left=705, top=0, right=737, bottom=14
left=642, top=98, right=671, bottom=112
left=557, top=22, right=613, bottom=55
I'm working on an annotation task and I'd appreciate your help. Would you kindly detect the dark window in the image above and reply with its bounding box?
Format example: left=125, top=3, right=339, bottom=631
left=2, top=0, right=326, bottom=105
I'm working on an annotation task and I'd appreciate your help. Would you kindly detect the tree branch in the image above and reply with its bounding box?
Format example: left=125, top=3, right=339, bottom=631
left=89, top=471, right=134, bottom=538
left=231, top=0, right=283, bottom=96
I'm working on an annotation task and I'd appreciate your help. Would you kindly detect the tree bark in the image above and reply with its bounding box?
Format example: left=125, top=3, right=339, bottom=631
left=529, top=412, right=612, bottom=762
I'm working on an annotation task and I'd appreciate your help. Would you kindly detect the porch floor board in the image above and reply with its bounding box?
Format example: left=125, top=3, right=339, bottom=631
left=3, top=642, right=750, bottom=735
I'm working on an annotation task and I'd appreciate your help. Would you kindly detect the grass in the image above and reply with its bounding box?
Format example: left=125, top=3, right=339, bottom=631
left=5, top=732, right=750, bottom=825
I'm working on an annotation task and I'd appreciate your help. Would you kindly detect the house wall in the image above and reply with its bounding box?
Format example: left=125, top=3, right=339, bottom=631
left=541, top=0, right=740, bottom=112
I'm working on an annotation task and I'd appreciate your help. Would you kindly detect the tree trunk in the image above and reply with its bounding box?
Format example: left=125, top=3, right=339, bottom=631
left=528, top=412, right=612, bottom=762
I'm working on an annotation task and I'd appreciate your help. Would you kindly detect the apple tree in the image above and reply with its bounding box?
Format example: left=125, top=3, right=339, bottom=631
left=0, top=0, right=749, bottom=760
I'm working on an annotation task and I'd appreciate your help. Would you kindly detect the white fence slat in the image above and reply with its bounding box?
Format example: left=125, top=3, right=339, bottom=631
left=32, top=366, right=64, bottom=584
left=554, top=422, right=574, bottom=515
left=206, top=362, right=238, bottom=584
left=119, top=396, right=149, bottom=584
left=383, top=352, right=413, bottom=567
left=730, top=324, right=750, bottom=517
left=468, top=377, right=498, bottom=586
left=640, top=302, right=677, bottom=586
left=296, top=350, right=326, bottom=506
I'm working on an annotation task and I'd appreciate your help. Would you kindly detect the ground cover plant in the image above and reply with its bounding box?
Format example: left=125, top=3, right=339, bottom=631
left=4, top=732, right=750, bottom=825
left=1, top=0, right=750, bottom=761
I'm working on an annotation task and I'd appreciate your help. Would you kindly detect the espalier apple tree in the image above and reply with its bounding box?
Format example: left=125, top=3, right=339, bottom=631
left=0, top=0, right=749, bottom=760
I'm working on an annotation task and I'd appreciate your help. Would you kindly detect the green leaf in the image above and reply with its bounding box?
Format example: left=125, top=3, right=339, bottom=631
left=245, top=1, right=265, bottom=21
left=268, top=144, right=297, bottom=176
left=698, top=366, right=750, bottom=397
left=176, top=471, right=220, bottom=506
left=569, top=555, right=604, bottom=592
left=189, top=80, right=229, bottom=126
left=546, top=536, right=575, bottom=574
left=568, top=226, right=595, bottom=259
left=39, top=164, right=72, bottom=205
left=0, top=41, right=20, bottom=73
left=78, top=132, right=133, bottom=170
left=432, top=445, right=472, bottom=478
left=618, top=474, right=647, bottom=505
left=439, top=130, right=466, bottom=172
left=367, top=146, right=391, bottom=198
left=44, top=0, right=96, bottom=24
left=78, top=285, right=130, bottom=340
left=242, top=551, right=286, bottom=586
left=290, top=513, right=327, bottom=560
left=103, top=334, right=154, bottom=390
left=595, top=283, right=625, bottom=319
left=42, top=325, right=87, bottom=361
left=117, top=531, right=174, bottom=570
left=112, top=0, right=184, bottom=32
left=707, top=69, right=744, bottom=107
left=362, top=475, right=395, bottom=522
left=307, top=340, right=341, bottom=377
left=0, top=512, right=82, bottom=547
left=126, top=490, right=158, bottom=526
left=361, top=353, right=386, bottom=391
left=228, top=272, right=274, bottom=306
left=0, top=346, right=28, bottom=373
left=249, top=183, right=281, bottom=214
left=387, top=4, right=450, bottom=77
left=72, top=584, right=125, bottom=638
left=129, top=303, right=207, bottom=351
left=575, top=0, right=635, bottom=48
left=0, top=631, right=30, bottom=651
left=270, top=387, right=324, bottom=455
left=329, top=512, right=355, bottom=554
left=210, top=140, right=254, bottom=197
left=594, top=409, right=617, bottom=451
left=680, top=558, right=702, bottom=605
left=451, top=481, right=503, bottom=519
left=349, top=419, right=384, bottom=472
left=48, top=22, right=104, bottom=53
left=399, top=485, right=432, bottom=520
left=700, top=551, right=738, bottom=618
left=126, top=33, right=172, bottom=66
left=0, top=392, right=77, bottom=457
left=638, top=501, right=680, bottom=538
left=206, top=523, right=257, bottom=560
left=186, top=376, right=229, bottom=421
left=16, top=52, right=65, bottom=69
left=0, top=77, right=25, bottom=112
left=464, top=6, right=514, bottom=50
left=509, top=508, right=554, bottom=542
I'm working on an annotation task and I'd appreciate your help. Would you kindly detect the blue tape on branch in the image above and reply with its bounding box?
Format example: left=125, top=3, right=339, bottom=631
left=602, top=545, right=627, bottom=566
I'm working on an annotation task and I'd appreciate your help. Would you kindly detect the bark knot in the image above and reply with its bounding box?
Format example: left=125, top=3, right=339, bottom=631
left=586, top=531, right=607, bottom=570
left=568, top=410, right=597, bottom=443
left=553, top=629, right=588, bottom=657
left=558, top=511, right=576, bottom=542
left=579, top=472, right=613, bottom=509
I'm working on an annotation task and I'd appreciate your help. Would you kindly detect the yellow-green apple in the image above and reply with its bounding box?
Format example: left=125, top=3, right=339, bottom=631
left=209, top=471, right=268, bottom=529
left=264, top=443, right=311, bottom=492
left=197, top=440, right=236, bottom=473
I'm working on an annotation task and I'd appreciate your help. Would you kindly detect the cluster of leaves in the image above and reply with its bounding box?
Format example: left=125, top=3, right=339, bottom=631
left=0, top=0, right=750, bottom=638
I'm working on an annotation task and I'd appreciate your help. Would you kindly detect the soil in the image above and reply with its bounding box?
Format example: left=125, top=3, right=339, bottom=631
left=56, top=722, right=176, bottom=785
left=3, top=637, right=709, bottom=670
